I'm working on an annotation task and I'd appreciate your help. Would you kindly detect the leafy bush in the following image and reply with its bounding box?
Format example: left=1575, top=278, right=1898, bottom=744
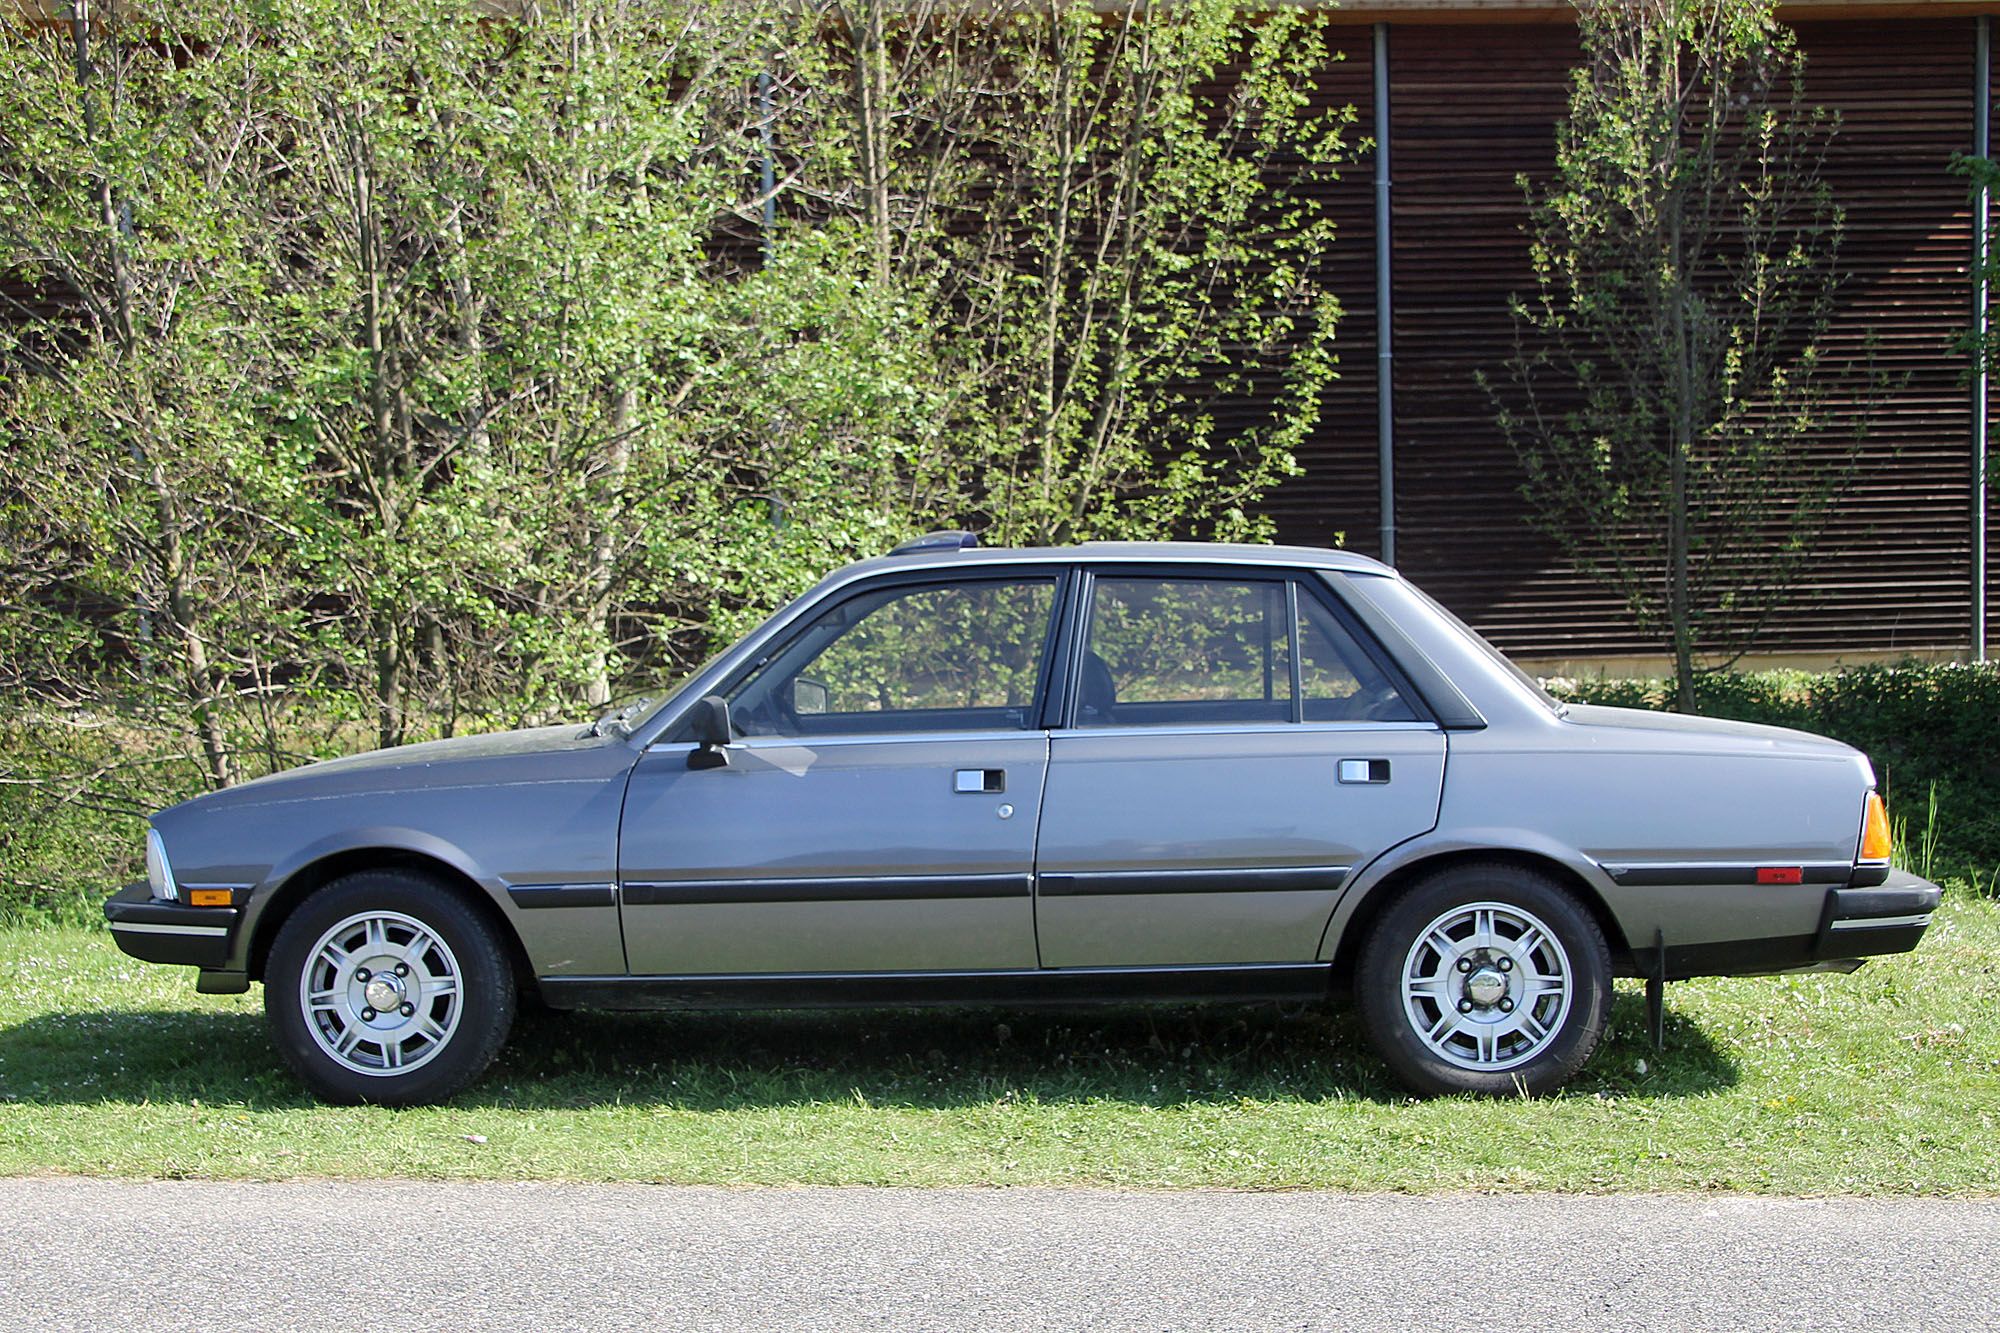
left=1547, top=662, right=2000, bottom=885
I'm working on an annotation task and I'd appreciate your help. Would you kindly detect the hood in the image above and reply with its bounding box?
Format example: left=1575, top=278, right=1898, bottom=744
left=168, top=723, right=621, bottom=813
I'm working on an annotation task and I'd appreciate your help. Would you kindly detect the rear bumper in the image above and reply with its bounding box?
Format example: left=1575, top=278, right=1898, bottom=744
left=1656, top=868, right=1943, bottom=980
left=1812, top=869, right=1942, bottom=960
left=103, top=881, right=239, bottom=968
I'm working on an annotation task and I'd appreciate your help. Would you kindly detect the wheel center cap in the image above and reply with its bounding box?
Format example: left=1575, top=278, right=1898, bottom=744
left=364, top=974, right=406, bottom=1012
left=1465, top=967, right=1508, bottom=1007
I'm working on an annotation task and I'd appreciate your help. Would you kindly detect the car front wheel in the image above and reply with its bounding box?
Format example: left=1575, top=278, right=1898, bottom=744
left=1357, top=862, right=1610, bottom=1097
left=264, top=870, right=516, bottom=1106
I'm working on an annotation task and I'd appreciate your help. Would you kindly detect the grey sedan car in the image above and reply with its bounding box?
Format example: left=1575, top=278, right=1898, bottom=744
left=106, top=538, right=1941, bottom=1104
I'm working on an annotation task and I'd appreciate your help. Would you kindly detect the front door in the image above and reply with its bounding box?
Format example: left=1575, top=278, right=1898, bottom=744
left=1035, top=572, right=1447, bottom=968
left=619, top=574, right=1061, bottom=976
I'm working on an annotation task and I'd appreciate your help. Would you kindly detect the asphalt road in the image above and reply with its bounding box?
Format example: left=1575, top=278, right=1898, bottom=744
left=1, top=1179, right=1994, bottom=1331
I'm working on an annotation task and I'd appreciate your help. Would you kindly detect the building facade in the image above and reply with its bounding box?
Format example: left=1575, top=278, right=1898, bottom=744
left=1262, top=1, right=1998, bottom=670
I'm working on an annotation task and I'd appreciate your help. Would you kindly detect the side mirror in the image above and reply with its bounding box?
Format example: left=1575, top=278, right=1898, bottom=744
left=686, top=695, right=732, bottom=771
left=792, top=676, right=829, bottom=716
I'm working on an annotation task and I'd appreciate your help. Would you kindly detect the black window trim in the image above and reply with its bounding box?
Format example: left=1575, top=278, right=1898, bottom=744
left=1046, top=562, right=1444, bottom=732
left=669, top=566, right=1076, bottom=743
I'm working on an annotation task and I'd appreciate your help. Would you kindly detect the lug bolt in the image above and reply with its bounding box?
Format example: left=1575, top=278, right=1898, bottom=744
left=396, top=964, right=409, bottom=978
left=400, top=1003, right=415, bottom=1018
left=1458, top=999, right=1474, bottom=1014
left=1498, top=957, right=1513, bottom=972
left=1500, top=999, right=1515, bottom=1014
left=355, top=968, right=370, bottom=983
left=361, top=1007, right=377, bottom=1021
left=1456, top=958, right=1473, bottom=973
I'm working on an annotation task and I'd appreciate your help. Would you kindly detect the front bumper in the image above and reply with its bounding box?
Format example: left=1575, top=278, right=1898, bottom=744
left=103, top=881, right=239, bottom=968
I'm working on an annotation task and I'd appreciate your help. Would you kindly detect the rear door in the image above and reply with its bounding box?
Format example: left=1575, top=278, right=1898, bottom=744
left=1034, top=569, right=1446, bottom=967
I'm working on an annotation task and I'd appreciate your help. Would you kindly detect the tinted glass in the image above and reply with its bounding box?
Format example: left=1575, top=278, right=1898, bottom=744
left=1078, top=578, right=1291, bottom=727
left=1298, top=590, right=1417, bottom=722
left=729, top=579, right=1057, bottom=736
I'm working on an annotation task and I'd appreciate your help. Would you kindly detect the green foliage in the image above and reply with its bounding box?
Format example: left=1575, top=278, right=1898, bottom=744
left=926, top=1, right=1347, bottom=546
left=1493, top=0, right=1855, bottom=713
left=1951, top=152, right=2000, bottom=410
left=1546, top=662, right=2000, bottom=883
left=0, top=0, right=1346, bottom=786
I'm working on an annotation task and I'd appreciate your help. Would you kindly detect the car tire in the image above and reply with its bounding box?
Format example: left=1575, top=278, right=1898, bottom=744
left=1356, top=862, right=1610, bottom=1097
left=264, top=870, right=516, bottom=1106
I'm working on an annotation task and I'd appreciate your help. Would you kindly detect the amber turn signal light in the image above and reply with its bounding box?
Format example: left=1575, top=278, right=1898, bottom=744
left=187, top=888, right=233, bottom=908
left=1859, top=792, right=1894, bottom=863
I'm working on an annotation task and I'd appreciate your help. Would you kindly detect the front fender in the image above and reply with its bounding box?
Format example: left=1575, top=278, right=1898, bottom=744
left=229, top=826, right=508, bottom=976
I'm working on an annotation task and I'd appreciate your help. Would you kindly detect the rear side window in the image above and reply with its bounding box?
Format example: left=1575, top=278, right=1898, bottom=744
left=1298, top=591, right=1418, bottom=722
left=1075, top=575, right=1415, bottom=728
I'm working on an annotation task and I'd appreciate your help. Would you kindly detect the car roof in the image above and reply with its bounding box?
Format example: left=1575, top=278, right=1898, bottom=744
left=834, top=540, right=1395, bottom=584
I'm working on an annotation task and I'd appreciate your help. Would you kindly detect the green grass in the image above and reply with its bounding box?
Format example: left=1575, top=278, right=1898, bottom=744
left=2, top=889, right=1996, bottom=1191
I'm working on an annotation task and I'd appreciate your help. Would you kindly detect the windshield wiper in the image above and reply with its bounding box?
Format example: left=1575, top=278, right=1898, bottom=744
left=587, top=697, right=653, bottom=739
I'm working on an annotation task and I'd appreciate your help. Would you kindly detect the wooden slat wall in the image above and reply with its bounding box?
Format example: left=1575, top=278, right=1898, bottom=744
left=1263, top=17, right=1993, bottom=661
left=1240, top=27, right=1381, bottom=555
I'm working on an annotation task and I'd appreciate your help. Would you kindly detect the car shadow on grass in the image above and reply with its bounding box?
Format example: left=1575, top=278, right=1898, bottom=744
left=0, top=986, right=1738, bottom=1111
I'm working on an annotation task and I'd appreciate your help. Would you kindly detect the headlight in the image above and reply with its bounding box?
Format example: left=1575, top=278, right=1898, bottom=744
left=145, top=826, right=178, bottom=902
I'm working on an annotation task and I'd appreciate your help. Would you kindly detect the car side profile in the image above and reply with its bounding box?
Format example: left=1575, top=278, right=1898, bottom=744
left=105, top=538, right=1942, bottom=1103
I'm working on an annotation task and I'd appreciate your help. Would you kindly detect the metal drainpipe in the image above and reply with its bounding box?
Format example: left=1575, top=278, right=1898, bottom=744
left=1374, top=22, right=1396, bottom=567
left=1975, top=17, right=1991, bottom=661
left=759, top=70, right=777, bottom=253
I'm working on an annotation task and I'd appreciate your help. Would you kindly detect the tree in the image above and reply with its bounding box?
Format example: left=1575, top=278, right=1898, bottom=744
left=0, top=4, right=311, bottom=793
left=786, top=0, right=1351, bottom=546
left=1492, top=0, right=1849, bottom=712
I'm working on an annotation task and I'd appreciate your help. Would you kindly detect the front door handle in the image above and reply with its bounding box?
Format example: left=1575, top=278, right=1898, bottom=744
left=954, top=769, right=1006, bottom=794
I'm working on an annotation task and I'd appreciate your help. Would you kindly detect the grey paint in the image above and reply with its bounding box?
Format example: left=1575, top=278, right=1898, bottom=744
left=1036, top=723, right=1444, bottom=966
left=618, top=733, right=1046, bottom=973
left=125, top=541, right=1926, bottom=1006
left=151, top=727, right=635, bottom=978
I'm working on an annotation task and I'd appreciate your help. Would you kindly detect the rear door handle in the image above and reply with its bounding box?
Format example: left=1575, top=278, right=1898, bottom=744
left=1338, top=759, right=1391, bottom=784
left=954, top=769, right=1006, bottom=794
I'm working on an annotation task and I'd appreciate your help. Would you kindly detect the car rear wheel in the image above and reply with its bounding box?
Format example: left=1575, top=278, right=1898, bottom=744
left=1357, top=862, right=1610, bottom=1097
left=265, top=870, right=515, bottom=1106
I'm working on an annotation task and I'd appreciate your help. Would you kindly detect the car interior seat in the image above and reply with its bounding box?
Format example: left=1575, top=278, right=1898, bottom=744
left=1077, top=650, right=1118, bottom=725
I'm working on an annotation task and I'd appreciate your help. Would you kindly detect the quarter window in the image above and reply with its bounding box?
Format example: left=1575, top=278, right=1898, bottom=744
left=1298, top=591, right=1417, bottom=722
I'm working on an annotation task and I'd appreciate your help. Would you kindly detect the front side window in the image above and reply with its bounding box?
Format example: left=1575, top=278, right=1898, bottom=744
left=728, top=578, right=1058, bottom=737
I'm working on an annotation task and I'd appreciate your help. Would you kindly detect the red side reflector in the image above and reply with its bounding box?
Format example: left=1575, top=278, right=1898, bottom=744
left=1756, top=867, right=1804, bottom=885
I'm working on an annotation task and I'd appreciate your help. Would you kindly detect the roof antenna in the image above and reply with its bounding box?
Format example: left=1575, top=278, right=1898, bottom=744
left=888, top=531, right=979, bottom=556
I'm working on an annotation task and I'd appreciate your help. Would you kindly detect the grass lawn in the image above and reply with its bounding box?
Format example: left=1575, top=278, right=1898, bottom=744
left=0, top=888, right=1995, bottom=1192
